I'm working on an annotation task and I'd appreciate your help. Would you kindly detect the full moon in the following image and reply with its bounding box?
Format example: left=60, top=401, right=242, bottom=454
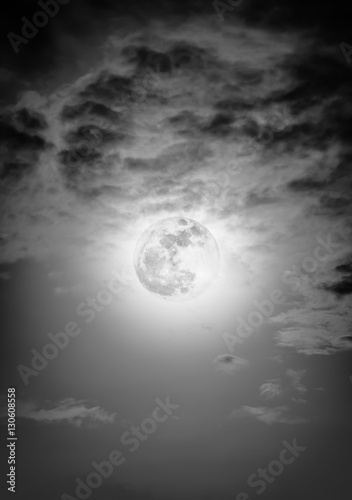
left=134, top=217, right=220, bottom=301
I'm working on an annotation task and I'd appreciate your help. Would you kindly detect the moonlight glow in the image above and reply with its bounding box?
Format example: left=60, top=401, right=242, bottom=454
left=134, top=217, right=220, bottom=301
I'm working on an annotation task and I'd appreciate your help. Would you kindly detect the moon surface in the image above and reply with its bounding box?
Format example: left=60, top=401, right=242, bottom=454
left=134, top=217, right=220, bottom=301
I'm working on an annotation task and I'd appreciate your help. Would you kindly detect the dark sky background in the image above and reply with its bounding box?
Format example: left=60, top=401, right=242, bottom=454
left=1, top=1, right=352, bottom=499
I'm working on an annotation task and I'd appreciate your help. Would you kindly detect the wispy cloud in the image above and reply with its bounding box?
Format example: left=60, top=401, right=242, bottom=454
left=1, top=7, right=351, bottom=360
left=272, top=290, right=352, bottom=355
left=230, top=405, right=306, bottom=425
left=13, top=398, right=116, bottom=428
left=259, top=380, right=283, bottom=401
left=286, top=368, right=307, bottom=395
left=259, top=369, right=307, bottom=403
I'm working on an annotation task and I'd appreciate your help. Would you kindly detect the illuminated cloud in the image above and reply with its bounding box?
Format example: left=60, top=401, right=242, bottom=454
left=0, top=3, right=351, bottom=360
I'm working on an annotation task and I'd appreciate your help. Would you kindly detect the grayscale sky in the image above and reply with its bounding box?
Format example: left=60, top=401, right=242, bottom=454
left=1, top=1, right=352, bottom=499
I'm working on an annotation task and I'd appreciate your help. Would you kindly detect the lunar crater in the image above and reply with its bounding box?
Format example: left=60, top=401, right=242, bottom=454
left=134, top=217, right=220, bottom=301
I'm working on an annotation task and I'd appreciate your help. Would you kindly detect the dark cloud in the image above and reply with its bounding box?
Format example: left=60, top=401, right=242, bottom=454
left=76, top=66, right=166, bottom=120
left=57, top=146, right=102, bottom=167
left=166, top=43, right=208, bottom=71
left=267, top=51, right=352, bottom=117
left=323, top=99, right=352, bottom=143
left=60, top=100, right=121, bottom=123
left=240, top=118, right=261, bottom=139
left=79, top=71, right=133, bottom=104
left=2, top=0, right=350, bottom=104
left=57, top=147, right=103, bottom=184
left=124, top=141, right=211, bottom=174
left=123, top=45, right=172, bottom=74
left=240, top=0, right=352, bottom=42
left=0, top=116, right=49, bottom=180
left=330, top=154, right=352, bottom=184
left=270, top=122, right=325, bottom=152
left=288, top=153, right=352, bottom=194
left=169, top=110, right=236, bottom=138
left=168, top=111, right=201, bottom=136
left=57, top=107, right=131, bottom=189
left=243, top=191, right=278, bottom=208
left=233, top=65, right=264, bottom=86
left=1, top=160, right=33, bottom=181
left=124, top=157, right=162, bottom=172
left=14, top=107, right=48, bottom=131
left=318, top=195, right=352, bottom=217
left=288, top=177, right=327, bottom=193
left=325, top=261, right=352, bottom=296
left=0, top=119, right=47, bottom=152
left=336, top=262, right=352, bottom=274
left=201, top=112, right=235, bottom=137
left=65, top=124, right=123, bottom=148
left=123, top=42, right=210, bottom=80
left=214, top=98, right=254, bottom=113
left=339, top=335, right=352, bottom=344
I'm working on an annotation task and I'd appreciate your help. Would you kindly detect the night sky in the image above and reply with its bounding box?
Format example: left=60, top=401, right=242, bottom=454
left=1, top=1, right=352, bottom=499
